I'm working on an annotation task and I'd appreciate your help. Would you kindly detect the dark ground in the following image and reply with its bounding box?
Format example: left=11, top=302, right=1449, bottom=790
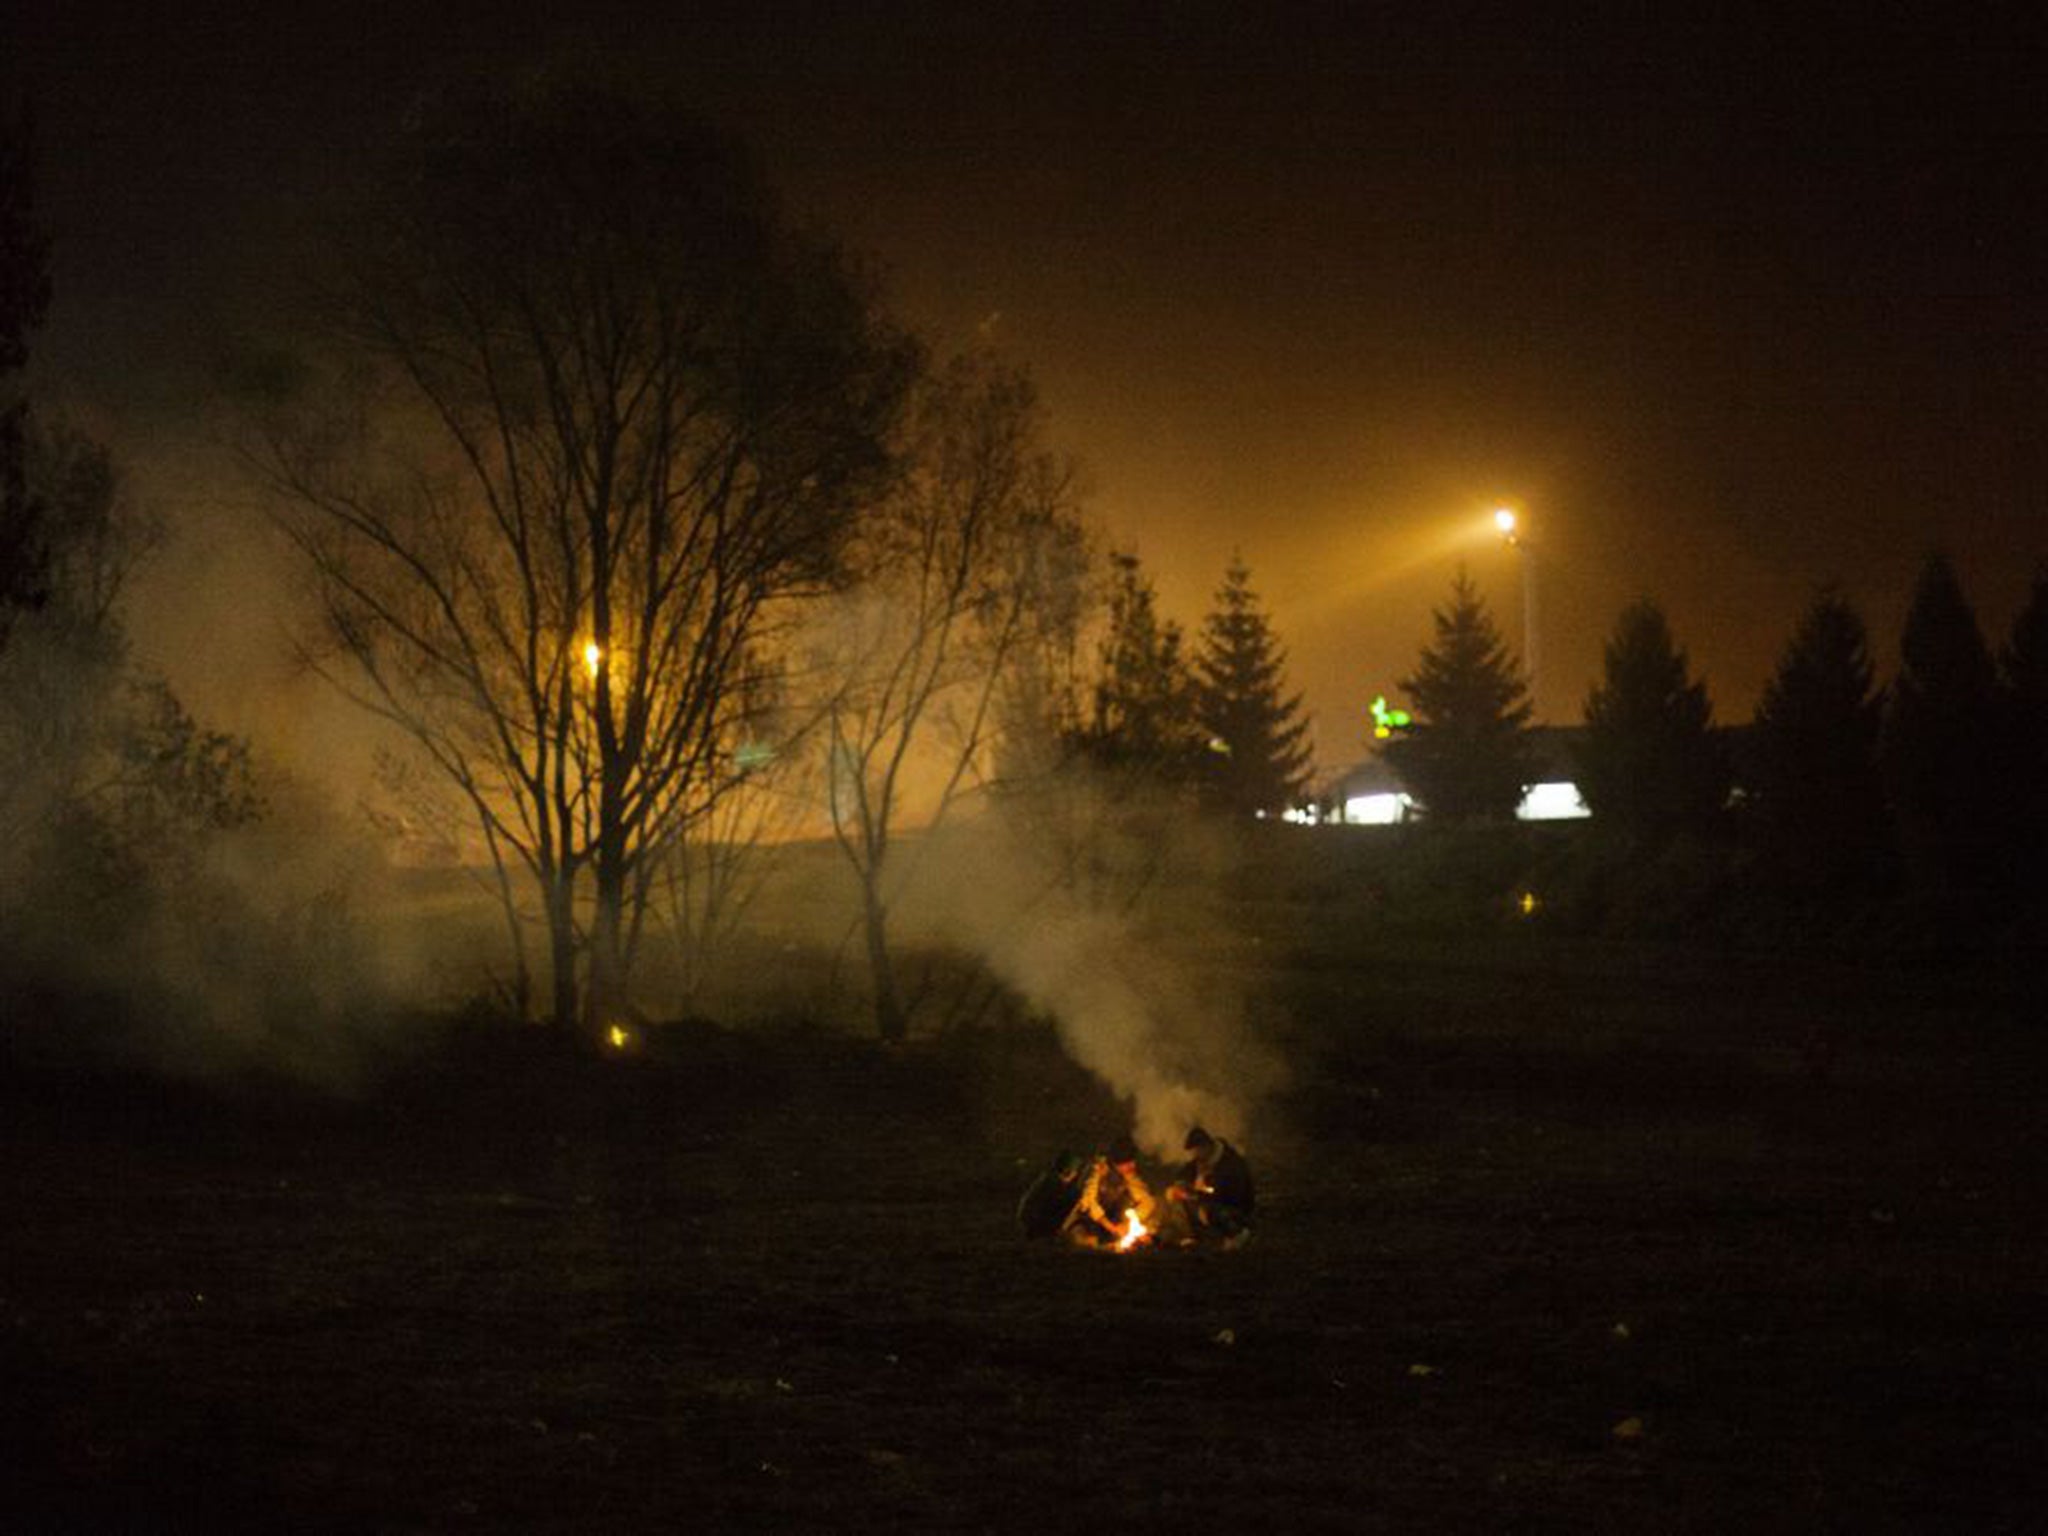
left=4, top=939, right=2045, bottom=1533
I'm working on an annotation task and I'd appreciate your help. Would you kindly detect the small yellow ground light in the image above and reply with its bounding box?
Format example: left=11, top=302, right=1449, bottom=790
left=1517, top=890, right=1541, bottom=918
left=605, top=1023, right=631, bottom=1051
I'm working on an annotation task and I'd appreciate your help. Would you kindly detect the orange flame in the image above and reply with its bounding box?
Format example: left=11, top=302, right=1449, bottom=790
left=1114, top=1207, right=1149, bottom=1253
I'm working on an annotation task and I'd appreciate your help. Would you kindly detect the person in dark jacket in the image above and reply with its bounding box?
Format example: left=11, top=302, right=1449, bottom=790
left=1166, top=1125, right=1255, bottom=1246
left=1016, top=1149, right=1085, bottom=1240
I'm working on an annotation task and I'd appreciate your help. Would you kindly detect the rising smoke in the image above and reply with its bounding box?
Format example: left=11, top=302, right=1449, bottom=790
left=0, top=610, right=431, bottom=1089
left=899, top=776, right=1288, bottom=1159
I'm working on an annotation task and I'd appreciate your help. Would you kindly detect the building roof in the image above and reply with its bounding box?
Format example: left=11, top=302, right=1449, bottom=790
left=1327, top=722, right=1759, bottom=806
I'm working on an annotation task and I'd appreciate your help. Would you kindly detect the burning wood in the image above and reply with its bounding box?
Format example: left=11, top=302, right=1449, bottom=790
left=1113, top=1206, right=1150, bottom=1253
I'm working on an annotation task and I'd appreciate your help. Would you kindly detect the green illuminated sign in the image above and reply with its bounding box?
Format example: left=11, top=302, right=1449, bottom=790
left=1370, top=695, right=1412, bottom=739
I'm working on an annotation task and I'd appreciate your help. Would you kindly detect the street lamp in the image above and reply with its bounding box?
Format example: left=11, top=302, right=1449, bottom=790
left=1494, top=507, right=1537, bottom=719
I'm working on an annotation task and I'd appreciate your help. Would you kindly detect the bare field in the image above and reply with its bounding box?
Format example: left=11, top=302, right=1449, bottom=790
left=4, top=933, right=2045, bottom=1532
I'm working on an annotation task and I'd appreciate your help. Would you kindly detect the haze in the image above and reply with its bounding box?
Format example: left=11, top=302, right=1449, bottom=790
left=9, top=3, right=2044, bottom=782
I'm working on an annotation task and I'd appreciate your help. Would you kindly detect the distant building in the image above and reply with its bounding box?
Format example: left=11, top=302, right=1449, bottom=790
left=1327, top=754, right=1415, bottom=825
left=1326, top=724, right=1590, bottom=825
left=1319, top=722, right=1758, bottom=827
left=1517, top=726, right=1593, bottom=821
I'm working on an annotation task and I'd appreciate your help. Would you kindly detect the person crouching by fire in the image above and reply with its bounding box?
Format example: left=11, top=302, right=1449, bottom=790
left=1067, top=1135, right=1159, bottom=1249
left=1166, top=1125, right=1255, bottom=1248
left=1015, top=1150, right=1085, bottom=1241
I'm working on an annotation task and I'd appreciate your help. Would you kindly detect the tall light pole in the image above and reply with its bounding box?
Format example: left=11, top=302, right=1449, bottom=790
left=1494, top=507, right=1537, bottom=720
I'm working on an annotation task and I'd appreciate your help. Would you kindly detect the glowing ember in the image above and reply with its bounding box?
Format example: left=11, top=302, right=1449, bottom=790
left=1114, top=1206, right=1150, bottom=1252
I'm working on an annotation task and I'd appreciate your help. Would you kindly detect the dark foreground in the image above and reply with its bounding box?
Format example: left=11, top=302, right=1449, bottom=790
left=4, top=955, right=2045, bottom=1533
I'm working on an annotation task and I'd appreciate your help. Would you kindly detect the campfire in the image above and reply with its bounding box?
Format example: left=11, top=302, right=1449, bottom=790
left=1019, top=1129, right=1253, bottom=1253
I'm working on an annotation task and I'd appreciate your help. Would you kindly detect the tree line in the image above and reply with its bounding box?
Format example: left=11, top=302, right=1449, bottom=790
left=1379, top=557, right=2048, bottom=942
left=0, top=88, right=1319, bottom=1047
left=11, top=84, right=2034, bottom=1059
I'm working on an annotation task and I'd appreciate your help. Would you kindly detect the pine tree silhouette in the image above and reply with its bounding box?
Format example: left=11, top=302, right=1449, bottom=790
left=1193, top=555, right=1313, bottom=817
left=1386, top=568, right=1534, bottom=823
left=1073, top=549, right=1207, bottom=784
left=1749, top=589, right=1891, bottom=894
left=2000, top=567, right=2048, bottom=889
left=1576, top=598, right=1728, bottom=846
left=1882, top=552, right=2009, bottom=898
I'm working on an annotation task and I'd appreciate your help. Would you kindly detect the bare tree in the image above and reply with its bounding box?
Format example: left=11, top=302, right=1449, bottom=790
left=652, top=677, right=824, bottom=1015
left=363, top=744, right=538, bottom=1018
left=821, top=353, right=1083, bottom=1042
left=250, top=90, right=913, bottom=1033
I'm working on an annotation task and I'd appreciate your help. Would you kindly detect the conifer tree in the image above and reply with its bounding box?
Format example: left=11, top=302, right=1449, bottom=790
left=2000, top=567, right=2048, bottom=886
left=1386, top=568, right=1534, bottom=823
left=1882, top=552, right=2008, bottom=897
left=1071, top=549, right=1207, bottom=785
left=1748, top=589, right=1891, bottom=893
left=2005, top=567, right=2048, bottom=720
left=1575, top=598, right=1729, bottom=846
left=1193, top=555, right=1313, bottom=817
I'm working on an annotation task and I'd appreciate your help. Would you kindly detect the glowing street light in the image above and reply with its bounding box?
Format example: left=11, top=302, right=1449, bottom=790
left=583, top=640, right=604, bottom=680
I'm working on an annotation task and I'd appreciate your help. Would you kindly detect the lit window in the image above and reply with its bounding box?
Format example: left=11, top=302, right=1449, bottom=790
left=1343, top=791, right=1413, bottom=825
left=1517, top=782, right=1590, bottom=821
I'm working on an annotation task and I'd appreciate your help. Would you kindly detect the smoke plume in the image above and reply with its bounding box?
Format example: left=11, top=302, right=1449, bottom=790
left=900, top=778, right=1286, bottom=1158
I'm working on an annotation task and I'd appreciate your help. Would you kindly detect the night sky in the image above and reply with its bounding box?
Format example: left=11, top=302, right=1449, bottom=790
left=8, top=2, right=2046, bottom=780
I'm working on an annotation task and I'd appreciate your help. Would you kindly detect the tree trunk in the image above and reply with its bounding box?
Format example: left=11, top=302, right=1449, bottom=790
left=480, top=821, right=532, bottom=1022
left=587, top=857, right=628, bottom=1035
left=863, top=885, right=906, bottom=1044
left=545, top=873, right=579, bottom=1032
